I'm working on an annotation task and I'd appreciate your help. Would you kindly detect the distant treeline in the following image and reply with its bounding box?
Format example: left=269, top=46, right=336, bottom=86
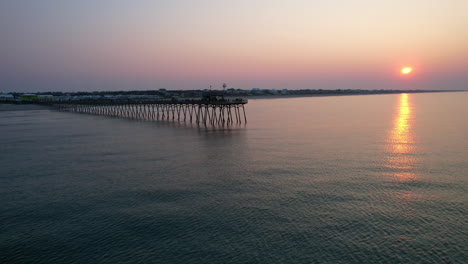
left=6, top=89, right=455, bottom=97
left=8, top=90, right=172, bottom=97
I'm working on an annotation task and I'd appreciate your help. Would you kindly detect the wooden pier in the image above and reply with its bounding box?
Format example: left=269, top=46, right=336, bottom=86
left=49, top=98, right=248, bottom=126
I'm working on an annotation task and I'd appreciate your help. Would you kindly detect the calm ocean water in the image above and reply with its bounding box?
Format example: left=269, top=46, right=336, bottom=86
left=1, top=93, right=467, bottom=263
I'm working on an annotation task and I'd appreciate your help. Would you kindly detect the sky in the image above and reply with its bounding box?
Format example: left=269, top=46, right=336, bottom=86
left=1, top=0, right=467, bottom=92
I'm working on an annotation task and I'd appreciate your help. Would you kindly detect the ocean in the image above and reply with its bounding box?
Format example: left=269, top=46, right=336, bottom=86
left=1, top=92, right=467, bottom=263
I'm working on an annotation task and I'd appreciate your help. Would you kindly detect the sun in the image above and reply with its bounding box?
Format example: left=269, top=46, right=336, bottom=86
left=401, top=67, right=413, bottom=75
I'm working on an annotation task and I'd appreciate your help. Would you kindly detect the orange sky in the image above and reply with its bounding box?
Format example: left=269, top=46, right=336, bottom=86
left=1, top=0, right=467, bottom=91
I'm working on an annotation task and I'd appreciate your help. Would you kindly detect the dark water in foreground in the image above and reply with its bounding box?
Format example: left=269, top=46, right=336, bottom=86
left=1, top=93, right=467, bottom=263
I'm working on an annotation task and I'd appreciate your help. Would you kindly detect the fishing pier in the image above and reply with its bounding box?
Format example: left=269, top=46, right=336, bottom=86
left=46, top=97, right=248, bottom=126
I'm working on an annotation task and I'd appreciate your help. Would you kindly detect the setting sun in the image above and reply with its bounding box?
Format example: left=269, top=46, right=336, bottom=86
left=401, top=67, right=413, bottom=75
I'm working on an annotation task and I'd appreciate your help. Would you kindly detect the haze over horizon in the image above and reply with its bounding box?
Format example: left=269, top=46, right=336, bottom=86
left=1, top=0, right=467, bottom=92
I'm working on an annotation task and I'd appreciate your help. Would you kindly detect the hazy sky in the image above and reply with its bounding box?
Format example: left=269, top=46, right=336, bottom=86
left=1, top=0, right=467, bottom=92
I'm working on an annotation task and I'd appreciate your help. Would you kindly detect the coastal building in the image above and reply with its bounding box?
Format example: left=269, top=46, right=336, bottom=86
left=251, top=88, right=263, bottom=95
left=0, top=94, right=14, bottom=100
left=268, top=89, right=278, bottom=95
left=37, top=94, right=55, bottom=99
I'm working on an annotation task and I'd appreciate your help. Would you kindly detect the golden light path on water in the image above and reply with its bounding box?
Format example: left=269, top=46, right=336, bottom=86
left=386, top=93, right=418, bottom=181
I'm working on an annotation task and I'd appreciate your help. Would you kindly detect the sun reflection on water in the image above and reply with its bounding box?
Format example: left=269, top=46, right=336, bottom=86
left=386, top=93, right=417, bottom=181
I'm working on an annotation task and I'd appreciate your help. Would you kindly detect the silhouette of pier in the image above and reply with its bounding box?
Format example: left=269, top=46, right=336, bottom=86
left=50, top=97, right=248, bottom=126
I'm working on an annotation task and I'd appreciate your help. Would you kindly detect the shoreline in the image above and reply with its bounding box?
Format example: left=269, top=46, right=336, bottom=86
left=227, top=90, right=466, bottom=100
left=1, top=90, right=466, bottom=104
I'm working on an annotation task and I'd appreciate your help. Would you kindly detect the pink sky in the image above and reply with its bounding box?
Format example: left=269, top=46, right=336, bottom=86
left=1, top=0, right=467, bottom=91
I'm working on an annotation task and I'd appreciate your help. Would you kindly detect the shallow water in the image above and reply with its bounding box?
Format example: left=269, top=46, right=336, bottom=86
left=1, top=93, right=467, bottom=263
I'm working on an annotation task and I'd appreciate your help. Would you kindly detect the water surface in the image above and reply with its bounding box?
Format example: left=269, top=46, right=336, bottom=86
left=1, top=93, right=467, bottom=263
